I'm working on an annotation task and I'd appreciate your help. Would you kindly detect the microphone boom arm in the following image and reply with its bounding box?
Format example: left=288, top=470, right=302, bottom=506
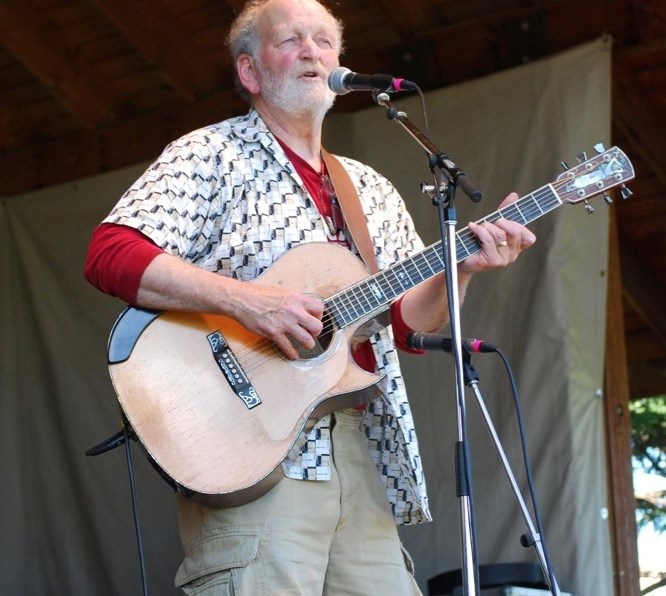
left=372, top=92, right=482, bottom=203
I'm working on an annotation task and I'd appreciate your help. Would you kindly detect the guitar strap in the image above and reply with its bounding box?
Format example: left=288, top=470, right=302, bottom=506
left=320, top=147, right=380, bottom=274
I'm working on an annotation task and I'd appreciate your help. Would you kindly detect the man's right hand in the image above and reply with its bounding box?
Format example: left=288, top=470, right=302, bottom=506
left=227, top=283, right=325, bottom=360
left=135, top=252, right=325, bottom=360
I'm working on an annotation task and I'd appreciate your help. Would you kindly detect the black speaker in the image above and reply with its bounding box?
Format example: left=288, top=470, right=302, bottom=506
left=428, top=562, right=548, bottom=595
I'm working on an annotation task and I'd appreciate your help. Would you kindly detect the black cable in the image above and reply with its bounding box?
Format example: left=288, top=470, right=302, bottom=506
left=87, top=426, right=150, bottom=594
left=414, top=85, right=430, bottom=138
left=123, top=427, right=149, bottom=596
left=491, top=346, right=559, bottom=595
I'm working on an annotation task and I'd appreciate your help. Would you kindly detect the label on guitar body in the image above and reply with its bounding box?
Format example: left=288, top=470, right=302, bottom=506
left=207, top=331, right=262, bottom=409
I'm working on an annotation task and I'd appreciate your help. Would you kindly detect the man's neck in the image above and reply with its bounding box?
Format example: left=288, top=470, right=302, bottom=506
left=254, top=101, right=326, bottom=171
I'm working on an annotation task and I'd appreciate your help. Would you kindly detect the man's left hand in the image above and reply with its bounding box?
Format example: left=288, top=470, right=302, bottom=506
left=458, top=192, right=537, bottom=274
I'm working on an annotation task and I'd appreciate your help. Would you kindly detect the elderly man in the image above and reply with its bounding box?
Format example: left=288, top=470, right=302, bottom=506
left=84, top=0, right=536, bottom=593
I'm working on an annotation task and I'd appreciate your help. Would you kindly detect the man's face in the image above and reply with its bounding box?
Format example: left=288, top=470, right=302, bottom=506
left=252, top=0, right=341, bottom=117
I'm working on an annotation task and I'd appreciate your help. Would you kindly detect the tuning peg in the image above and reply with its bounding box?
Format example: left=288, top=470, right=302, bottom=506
left=584, top=200, right=594, bottom=214
left=594, top=143, right=606, bottom=154
left=620, top=184, right=633, bottom=200
left=577, top=151, right=587, bottom=163
left=603, top=193, right=613, bottom=205
left=561, top=161, right=570, bottom=171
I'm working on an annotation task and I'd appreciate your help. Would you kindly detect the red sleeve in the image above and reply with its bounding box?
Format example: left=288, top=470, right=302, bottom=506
left=390, top=296, right=427, bottom=355
left=83, top=223, right=164, bottom=304
left=83, top=225, right=426, bottom=353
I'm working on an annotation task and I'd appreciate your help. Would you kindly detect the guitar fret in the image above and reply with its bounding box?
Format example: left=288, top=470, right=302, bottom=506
left=327, top=299, right=343, bottom=327
left=375, top=272, right=396, bottom=297
left=399, top=262, right=420, bottom=291
left=394, top=261, right=419, bottom=290
left=422, top=251, right=442, bottom=277
left=457, top=234, right=475, bottom=260
left=425, top=249, right=445, bottom=279
left=339, top=291, right=361, bottom=323
left=328, top=278, right=387, bottom=327
left=366, top=279, right=387, bottom=303
left=351, top=283, right=378, bottom=318
left=502, top=202, right=526, bottom=224
left=329, top=292, right=356, bottom=327
left=357, top=279, right=386, bottom=311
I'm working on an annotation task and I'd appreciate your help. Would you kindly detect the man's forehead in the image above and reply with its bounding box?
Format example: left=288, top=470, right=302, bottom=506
left=257, top=0, right=336, bottom=36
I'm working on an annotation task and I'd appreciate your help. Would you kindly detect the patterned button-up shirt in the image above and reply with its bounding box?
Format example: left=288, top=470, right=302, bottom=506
left=104, top=109, right=432, bottom=525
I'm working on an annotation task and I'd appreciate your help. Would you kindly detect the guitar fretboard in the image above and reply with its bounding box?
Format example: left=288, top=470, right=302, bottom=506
left=326, top=183, right=562, bottom=328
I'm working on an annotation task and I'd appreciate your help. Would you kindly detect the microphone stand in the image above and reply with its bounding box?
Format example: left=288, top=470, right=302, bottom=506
left=372, top=91, right=483, bottom=595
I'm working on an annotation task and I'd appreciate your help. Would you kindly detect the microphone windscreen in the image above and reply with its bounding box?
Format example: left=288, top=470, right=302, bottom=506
left=328, top=67, right=352, bottom=95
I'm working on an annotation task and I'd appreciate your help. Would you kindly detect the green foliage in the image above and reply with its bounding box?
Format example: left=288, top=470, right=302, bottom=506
left=630, top=396, right=666, bottom=533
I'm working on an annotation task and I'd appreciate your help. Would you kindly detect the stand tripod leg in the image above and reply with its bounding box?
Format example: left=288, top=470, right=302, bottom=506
left=467, top=379, right=561, bottom=595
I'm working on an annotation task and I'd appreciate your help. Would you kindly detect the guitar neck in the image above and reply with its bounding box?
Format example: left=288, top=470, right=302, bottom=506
left=327, top=183, right=562, bottom=328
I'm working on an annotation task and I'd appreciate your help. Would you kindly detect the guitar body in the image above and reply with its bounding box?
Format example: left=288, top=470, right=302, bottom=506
left=108, top=243, right=385, bottom=508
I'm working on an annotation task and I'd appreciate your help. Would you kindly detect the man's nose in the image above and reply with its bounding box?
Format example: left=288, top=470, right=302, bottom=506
left=298, top=36, right=318, bottom=59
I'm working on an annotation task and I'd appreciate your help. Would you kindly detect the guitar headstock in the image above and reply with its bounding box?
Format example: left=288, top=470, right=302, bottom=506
left=555, top=145, right=635, bottom=210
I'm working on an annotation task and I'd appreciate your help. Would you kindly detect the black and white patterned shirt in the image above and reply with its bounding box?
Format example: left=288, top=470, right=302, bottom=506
left=105, top=109, right=431, bottom=525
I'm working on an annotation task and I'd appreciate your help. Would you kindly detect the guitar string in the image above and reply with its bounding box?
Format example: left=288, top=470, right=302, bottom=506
left=237, top=186, right=560, bottom=370
left=228, top=181, right=567, bottom=370
left=219, top=184, right=562, bottom=373
left=220, top=158, right=627, bottom=373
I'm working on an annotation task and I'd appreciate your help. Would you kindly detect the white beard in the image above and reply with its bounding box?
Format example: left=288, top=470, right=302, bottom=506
left=256, top=62, right=336, bottom=120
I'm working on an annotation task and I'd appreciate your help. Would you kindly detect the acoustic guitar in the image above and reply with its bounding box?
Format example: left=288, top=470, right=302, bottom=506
left=107, top=145, right=634, bottom=508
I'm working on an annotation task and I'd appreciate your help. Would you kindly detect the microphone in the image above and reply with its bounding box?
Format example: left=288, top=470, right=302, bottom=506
left=328, top=66, right=417, bottom=95
left=406, top=332, right=497, bottom=353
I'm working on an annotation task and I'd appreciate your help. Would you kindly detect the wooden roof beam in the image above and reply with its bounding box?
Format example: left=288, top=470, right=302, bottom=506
left=619, top=236, right=666, bottom=346
left=0, top=88, right=248, bottom=196
left=0, top=0, right=116, bottom=128
left=613, top=56, right=666, bottom=188
left=367, top=0, right=444, bottom=42
left=224, top=0, right=251, bottom=16
left=92, top=0, right=218, bottom=102
left=0, top=94, right=19, bottom=146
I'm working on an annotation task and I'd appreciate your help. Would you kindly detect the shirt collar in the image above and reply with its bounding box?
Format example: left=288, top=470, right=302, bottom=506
left=230, top=108, right=307, bottom=189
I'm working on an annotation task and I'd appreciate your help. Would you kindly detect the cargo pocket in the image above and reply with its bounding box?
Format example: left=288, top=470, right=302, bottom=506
left=400, top=542, right=416, bottom=576
left=175, top=526, right=262, bottom=595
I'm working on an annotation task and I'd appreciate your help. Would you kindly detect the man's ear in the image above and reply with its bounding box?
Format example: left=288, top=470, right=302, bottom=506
left=237, top=54, right=261, bottom=95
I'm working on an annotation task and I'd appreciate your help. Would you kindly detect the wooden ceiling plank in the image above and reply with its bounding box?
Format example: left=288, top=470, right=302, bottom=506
left=0, top=0, right=115, bottom=127
left=625, top=329, right=666, bottom=363
left=0, top=87, right=248, bottom=195
left=223, top=0, right=250, bottom=16
left=613, top=60, right=666, bottom=188
left=0, top=93, right=19, bottom=145
left=619, top=236, right=666, bottom=346
left=338, top=0, right=627, bottom=89
left=91, top=0, right=217, bottom=102
left=367, top=0, right=442, bottom=41
left=628, top=357, right=666, bottom=399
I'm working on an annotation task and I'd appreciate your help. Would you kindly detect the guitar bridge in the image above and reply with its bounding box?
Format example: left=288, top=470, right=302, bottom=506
left=206, top=330, right=261, bottom=410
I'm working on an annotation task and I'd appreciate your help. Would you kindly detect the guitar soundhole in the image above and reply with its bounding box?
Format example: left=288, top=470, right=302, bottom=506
left=292, top=311, right=336, bottom=361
